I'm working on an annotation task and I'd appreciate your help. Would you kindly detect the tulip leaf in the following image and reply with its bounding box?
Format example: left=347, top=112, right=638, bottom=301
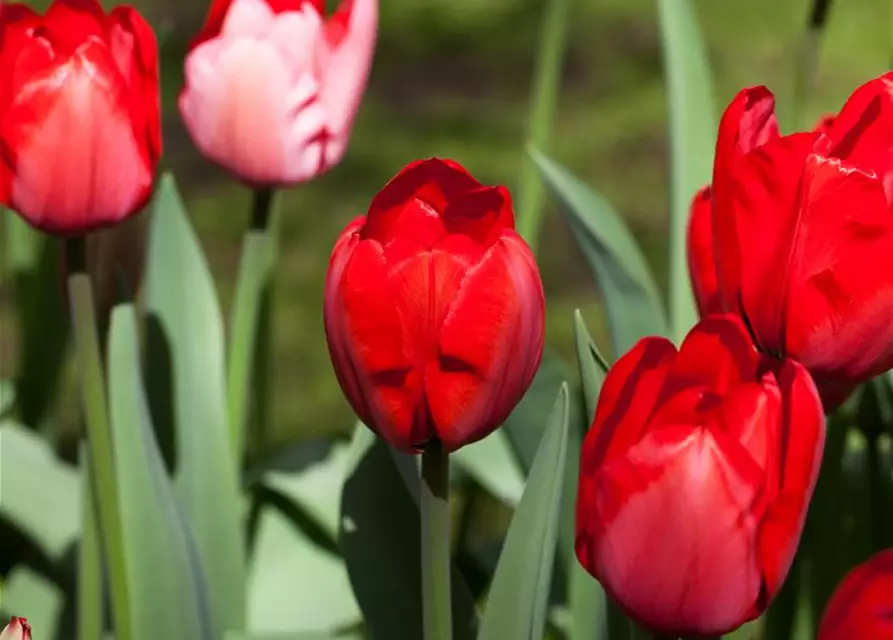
left=107, top=304, right=215, bottom=640
left=144, top=173, right=247, bottom=633
left=246, top=443, right=361, bottom=634
left=0, top=421, right=81, bottom=560
left=656, top=0, right=716, bottom=343
left=477, top=383, right=570, bottom=640
left=573, top=309, right=608, bottom=424
left=339, top=425, right=479, bottom=640
left=78, top=447, right=104, bottom=640
left=452, top=431, right=526, bottom=506
left=530, top=150, right=667, bottom=356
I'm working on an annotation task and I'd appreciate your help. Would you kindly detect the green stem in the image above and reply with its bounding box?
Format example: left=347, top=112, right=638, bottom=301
left=226, top=188, right=275, bottom=461
left=66, top=237, right=132, bottom=640
left=421, top=441, right=452, bottom=640
left=515, top=0, right=572, bottom=251
left=78, top=449, right=104, bottom=640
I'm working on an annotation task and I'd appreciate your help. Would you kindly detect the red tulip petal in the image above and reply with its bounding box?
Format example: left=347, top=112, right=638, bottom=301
left=755, top=358, right=824, bottom=608
left=189, top=0, right=317, bottom=49
left=818, top=550, right=893, bottom=640
left=783, top=154, right=893, bottom=396
left=583, top=337, right=676, bottom=470
left=40, top=0, right=106, bottom=56
left=0, top=4, right=41, bottom=116
left=661, top=313, right=758, bottom=400
left=813, top=113, right=835, bottom=135
left=427, top=233, right=544, bottom=451
left=729, top=132, right=818, bottom=356
left=583, top=424, right=764, bottom=637
left=687, top=185, right=722, bottom=318
left=364, top=158, right=481, bottom=241
left=819, top=72, right=893, bottom=199
left=338, top=238, right=423, bottom=451
left=713, top=86, right=780, bottom=312
left=440, top=185, right=515, bottom=246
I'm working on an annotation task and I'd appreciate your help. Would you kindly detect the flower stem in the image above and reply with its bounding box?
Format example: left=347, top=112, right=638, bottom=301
left=226, top=187, right=275, bottom=461
left=421, top=441, right=452, bottom=640
left=65, top=237, right=132, bottom=640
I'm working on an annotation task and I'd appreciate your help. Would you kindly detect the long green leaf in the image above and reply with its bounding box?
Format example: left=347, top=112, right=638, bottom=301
left=78, top=447, right=103, bottom=640
left=339, top=425, right=479, bottom=640
left=530, top=150, right=667, bottom=356
left=144, top=174, right=247, bottom=633
left=452, top=431, right=526, bottom=507
left=656, top=0, right=716, bottom=343
left=477, top=384, right=570, bottom=640
left=573, top=310, right=608, bottom=424
left=0, top=421, right=81, bottom=560
left=107, top=304, right=214, bottom=640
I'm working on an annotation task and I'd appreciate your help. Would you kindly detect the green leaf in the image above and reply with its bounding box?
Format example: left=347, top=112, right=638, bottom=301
left=0, top=566, right=63, bottom=638
left=247, top=443, right=360, bottom=634
left=78, top=447, right=104, bottom=640
left=656, top=0, right=716, bottom=343
left=339, top=425, right=479, bottom=640
left=477, top=384, right=570, bottom=640
left=452, top=431, right=526, bottom=506
left=0, top=421, right=81, bottom=560
left=530, top=150, right=667, bottom=356
left=107, top=304, right=215, bottom=640
left=573, top=309, right=608, bottom=424
left=144, top=173, right=247, bottom=633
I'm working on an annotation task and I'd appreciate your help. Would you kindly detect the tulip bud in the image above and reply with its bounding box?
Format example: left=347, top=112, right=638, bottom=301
left=708, top=73, right=893, bottom=409
left=0, top=0, right=161, bottom=235
left=818, top=549, right=893, bottom=639
left=324, top=158, right=546, bottom=453
left=575, top=314, right=825, bottom=637
left=0, top=617, right=31, bottom=640
left=179, top=0, right=378, bottom=187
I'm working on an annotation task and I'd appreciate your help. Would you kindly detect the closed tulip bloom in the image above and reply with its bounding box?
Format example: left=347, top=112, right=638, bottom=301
left=575, top=314, right=825, bottom=637
left=818, top=549, right=893, bottom=640
left=0, top=0, right=161, bottom=235
left=709, top=74, right=893, bottom=408
left=324, top=158, right=545, bottom=453
left=0, top=618, right=31, bottom=640
left=179, top=0, right=377, bottom=187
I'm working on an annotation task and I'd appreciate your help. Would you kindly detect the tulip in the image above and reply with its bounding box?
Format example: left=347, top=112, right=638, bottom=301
left=179, top=0, right=377, bottom=187
left=575, top=314, right=825, bottom=637
left=0, top=617, right=31, bottom=640
left=324, top=158, right=545, bottom=453
left=690, top=75, right=893, bottom=408
left=0, top=0, right=161, bottom=235
left=686, top=185, right=721, bottom=317
left=818, top=549, right=893, bottom=640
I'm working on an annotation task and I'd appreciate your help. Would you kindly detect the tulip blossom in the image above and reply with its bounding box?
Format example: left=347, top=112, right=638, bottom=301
left=575, top=314, right=825, bottom=637
left=0, top=0, right=161, bottom=235
left=0, top=617, right=31, bottom=640
left=324, top=158, right=545, bottom=453
left=688, top=75, right=893, bottom=408
left=179, top=0, right=377, bottom=187
left=818, top=549, right=893, bottom=640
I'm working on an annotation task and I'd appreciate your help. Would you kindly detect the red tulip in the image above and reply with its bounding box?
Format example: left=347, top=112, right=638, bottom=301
left=0, top=617, right=31, bottom=640
left=0, top=0, right=160, bottom=235
left=575, top=314, right=825, bottom=637
left=818, top=549, right=893, bottom=640
left=179, top=0, right=377, bottom=187
left=686, top=186, right=722, bottom=317
left=324, top=158, right=545, bottom=453
left=694, top=75, right=893, bottom=408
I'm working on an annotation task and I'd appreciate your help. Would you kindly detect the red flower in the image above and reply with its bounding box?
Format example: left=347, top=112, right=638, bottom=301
left=693, top=76, right=893, bottom=408
left=179, top=0, right=377, bottom=187
left=575, top=314, right=825, bottom=637
left=0, top=617, right=31, bottom=640
left=324, top=158, right=545, bottom=453
left=818, top=549, right=893, bottom=640
left=0, top=0, right=160, bottom=235
left=686, top=186, right=722, bottom=317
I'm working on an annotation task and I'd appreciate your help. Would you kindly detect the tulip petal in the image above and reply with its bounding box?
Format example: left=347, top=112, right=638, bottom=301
left=755, top=358, right=824, bottom=608
left=729, top=132, right=818, bottom=356
left=427, top=233, right=544, bottom=451
left=585, top=424, right=764, bottom=636
left=41, top=0, right=105, bottom=55
left=713, top=86, right=780, bottom=311
left=783, top=154, right=893, bottom=399
left=441, top=185, right=515, bottom=246
left=2, top=40, right=152, bottom=233
left=583, top=337, right=676, bottom=469
left=818, top=550, right=893, bottom=640
left=0, top=4, right=41, bottom=116
left=687, top=185, right=722, bottom=318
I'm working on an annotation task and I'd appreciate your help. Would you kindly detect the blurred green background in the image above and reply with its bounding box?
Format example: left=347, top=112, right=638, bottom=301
left=1, top=0, right=889, bottom=451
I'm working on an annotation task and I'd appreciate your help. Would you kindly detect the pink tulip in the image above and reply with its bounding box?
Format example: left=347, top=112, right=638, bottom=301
left=0, top=618, right=31, bottom=640
left=179, top=0, right=377, bottom=187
